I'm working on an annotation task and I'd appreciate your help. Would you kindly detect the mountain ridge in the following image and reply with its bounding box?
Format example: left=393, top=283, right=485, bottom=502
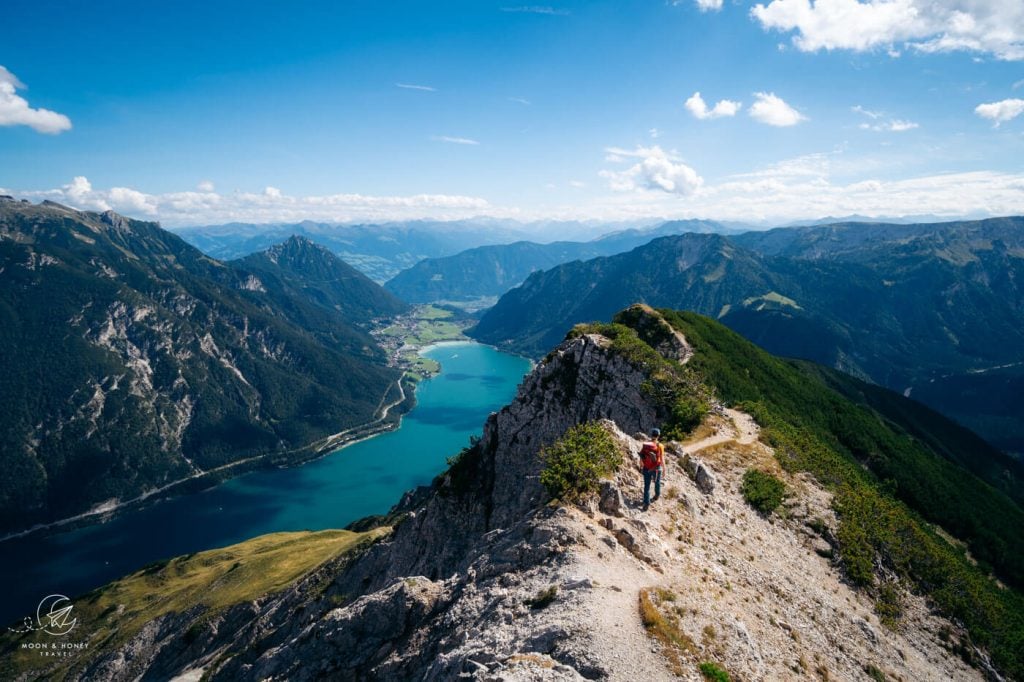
left=471, top=218, right=1024, bottom=458
left=0, top=201, right=405, bottom=535
left=383, top=219, right=733, bottom=306
left=5, top=306, right=1021, bottom=681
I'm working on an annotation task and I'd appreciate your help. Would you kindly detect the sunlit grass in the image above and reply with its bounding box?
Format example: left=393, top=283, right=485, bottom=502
left=2, top=528, right=387, bottom=679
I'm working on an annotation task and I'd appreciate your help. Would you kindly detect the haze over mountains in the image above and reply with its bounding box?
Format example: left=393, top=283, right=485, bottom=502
left=172, top=218, right=669, bottom=283
left=0, top=199, right=405, bottom=535
left=384, top=219, right=730, bottom=306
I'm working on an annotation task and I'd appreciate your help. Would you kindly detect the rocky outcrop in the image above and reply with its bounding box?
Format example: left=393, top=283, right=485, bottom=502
left=34, top=314, right=991, bottom=682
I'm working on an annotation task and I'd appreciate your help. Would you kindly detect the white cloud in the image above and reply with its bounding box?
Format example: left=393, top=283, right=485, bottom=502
left=672, top=0, right=723, bottom=12
left=432, top=135, right=480, bottom=145
left=731, top=152, right=831, bottom=180
left=975, top=98, right=1024, bottom=125
left=8, top=160, right=1024, bottom=229
left=649, top=127, right=661, bottom=138
left=500, top=6, right=570, bottom=15
left=9, top=177, right=493, bottom=227
left=575, top=152, right=1024, bottom=224
left=396, top=83, right=436, bottom=92
left=108, top=187, right=158, bottom=215
left=853, top=105, right=919, bottom=131
left=881, top=119, right=918, bottom=131
left=695, top=165, right=1024, bottom=222
left=197, top=180, right=215, bottom=192
left=569, top=180, right=586, bottom=188
left=1014, top=79, right=1024, bottom=89
left=0, top=66, right=72, bottom=134
left=749, top=92, right=806, bottom=126
left=685, top=92, right=742, bottom=119
left=751, top=0, right=1024, bottom=61
left=695, top=0, right=724, bottom=11
left=852, top=105, right=882, bottom=119
left=599, top=145, right=704, bottom=196
left=508, top=96, right=531, bottom=105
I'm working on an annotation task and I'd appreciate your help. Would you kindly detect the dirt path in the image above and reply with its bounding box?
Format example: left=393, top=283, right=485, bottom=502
left=683, top=408, right=760, bottom=455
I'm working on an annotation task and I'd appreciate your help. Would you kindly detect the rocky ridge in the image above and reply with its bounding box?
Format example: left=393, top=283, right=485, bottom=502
left=41, top=310, right=993, bottom=682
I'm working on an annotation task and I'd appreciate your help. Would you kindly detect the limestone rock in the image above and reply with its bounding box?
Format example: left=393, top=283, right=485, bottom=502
left=683, top=454, right=716, bottom=495
left=598, top=481, right=625, bottom=517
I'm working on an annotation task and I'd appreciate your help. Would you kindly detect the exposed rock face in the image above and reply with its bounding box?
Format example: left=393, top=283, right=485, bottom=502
left=44, top=324, right=987, bottom=682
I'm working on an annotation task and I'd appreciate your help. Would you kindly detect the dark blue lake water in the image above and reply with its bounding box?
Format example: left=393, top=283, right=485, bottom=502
left=1, top=342, right=530, bottom=626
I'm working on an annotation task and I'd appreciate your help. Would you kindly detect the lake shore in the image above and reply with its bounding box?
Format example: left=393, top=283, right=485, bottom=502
left=0, top=342, right=532, bottom=628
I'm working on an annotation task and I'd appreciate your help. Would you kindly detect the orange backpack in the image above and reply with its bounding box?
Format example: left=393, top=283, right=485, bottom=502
left=640, top=442, right=661, bottom=470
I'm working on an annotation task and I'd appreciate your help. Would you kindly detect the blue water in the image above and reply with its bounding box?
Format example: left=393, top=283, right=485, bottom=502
left=0, top=342, right=530, bottom=626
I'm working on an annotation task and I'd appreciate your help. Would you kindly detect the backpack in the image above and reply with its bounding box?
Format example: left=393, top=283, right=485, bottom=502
left=640, top=442, right=660, bottom=469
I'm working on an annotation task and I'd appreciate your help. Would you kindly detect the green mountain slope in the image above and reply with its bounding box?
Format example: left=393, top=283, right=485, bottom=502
left=732, top=216, right=1024, bottom=261
left=908, top=365, right=1024, bottom=458
left=5, top=304, right=1023, bottom=680
left=0, top=200, right=401, bottom=534
left=383, top=219, right=729, bottom=305
left=471, top=233, right=778, bottom=355
left=471, top=221, right=1024, bottom=456
left=630, top=307, right=1024, bottom=677
left=237, top=235, right=408, bottom=320
left=385, top=240, right=605, bottom=305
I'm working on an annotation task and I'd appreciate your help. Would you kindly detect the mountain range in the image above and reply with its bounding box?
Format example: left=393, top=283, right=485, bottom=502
left=383, top=219, right=731, bottom=307
left=172, top=218, right=669, bottom=283
left=470, top=218, right=1024, bottom=458
left=6, top=306, right=1021, bottom=681
left=0, top=199, right=406, bottom=535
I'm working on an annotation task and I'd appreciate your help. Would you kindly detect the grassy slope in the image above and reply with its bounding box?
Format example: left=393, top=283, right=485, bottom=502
left=1, top=528, right=388, bottom=680
left=654, top=309, right=1024, bottom=678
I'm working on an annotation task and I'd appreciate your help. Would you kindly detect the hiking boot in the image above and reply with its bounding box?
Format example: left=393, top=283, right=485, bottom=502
left=642, top=504, right=649, bottom=512
left=652, top=495, right=660, bottom=502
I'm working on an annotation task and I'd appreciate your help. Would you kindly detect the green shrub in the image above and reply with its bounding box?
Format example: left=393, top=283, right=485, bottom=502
left=568, top=322, right=664, bottom=368
left=741, top=469, right=786, bottom=514
left=698, top=661, right=731, bottom=681
left=875, top=582, right=903, bottom=630
left=539, top=422, right=622, bottom=501
left=663, top=395, right=708, bottom=439
left=438, top=443, right=480, bottom=496
left=525, top=585, right=558, bottom=610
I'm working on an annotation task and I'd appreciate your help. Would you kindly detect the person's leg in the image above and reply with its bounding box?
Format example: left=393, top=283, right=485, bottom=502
left=653, top=467, right=662, bottom=501
left=643, top=469, right=652, bottom=508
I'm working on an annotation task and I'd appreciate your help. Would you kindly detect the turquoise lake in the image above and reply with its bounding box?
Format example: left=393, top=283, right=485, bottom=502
left=0, top=342, right=531, bottom=626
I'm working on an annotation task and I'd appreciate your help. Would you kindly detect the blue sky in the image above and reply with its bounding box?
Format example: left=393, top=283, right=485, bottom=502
left=1, top=0, right=1023, bottom=227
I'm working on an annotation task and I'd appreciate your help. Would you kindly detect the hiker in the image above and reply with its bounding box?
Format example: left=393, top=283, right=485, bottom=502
left=639, top=428, right=665, bottom=511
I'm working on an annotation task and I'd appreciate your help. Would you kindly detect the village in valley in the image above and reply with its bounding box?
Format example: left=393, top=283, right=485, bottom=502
left=371, top=305, right=472, bottom=381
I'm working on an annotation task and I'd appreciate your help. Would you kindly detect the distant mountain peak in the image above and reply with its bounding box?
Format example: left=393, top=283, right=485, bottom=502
left=261, top=234, right=337, bottom=265
left=240, top=235, right=409, bottom=317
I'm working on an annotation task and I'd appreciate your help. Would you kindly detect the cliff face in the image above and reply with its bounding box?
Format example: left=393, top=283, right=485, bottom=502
left=33, top=312, right=1001, bottom=682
